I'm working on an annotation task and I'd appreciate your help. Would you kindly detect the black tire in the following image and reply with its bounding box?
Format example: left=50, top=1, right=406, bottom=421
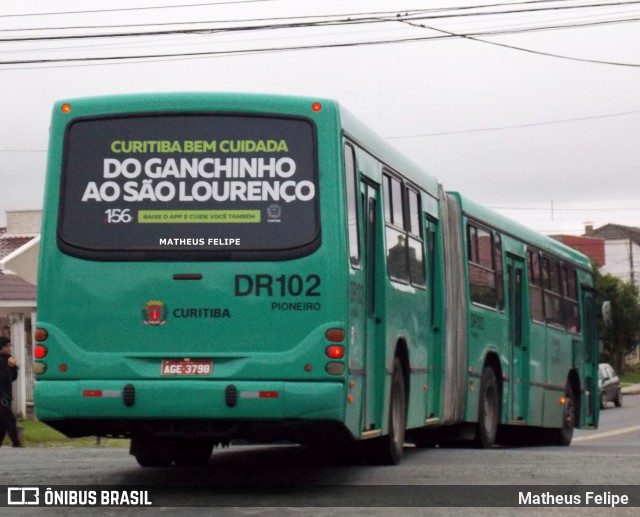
left=173, top=440, right=213, bottom=467
left=475, top=367, right=500, bottom=448
left=130, top=436, right=172, bottom=467
left=411, top=431, right=437, bottom=449
left=614, top=389, right=623, bottom=408
left=553, top=386, right=575, bottom=446
left=599, top=391, right=607, bottom=410
left=367, top=358, right=407, bottom=465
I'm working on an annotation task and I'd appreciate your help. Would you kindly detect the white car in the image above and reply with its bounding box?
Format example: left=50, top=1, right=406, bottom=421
left=598, top=363, right=622, bottom=409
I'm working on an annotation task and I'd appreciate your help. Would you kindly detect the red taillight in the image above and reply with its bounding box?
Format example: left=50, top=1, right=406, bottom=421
left=34, top=345, right=47, bottom=359
left=325, top=328, right=345, bottom=342
left=35, top=328, right=48, bottom=341
left=83, top=390, right=102, bottom=397
left=326, top=345, right=345, bottom=359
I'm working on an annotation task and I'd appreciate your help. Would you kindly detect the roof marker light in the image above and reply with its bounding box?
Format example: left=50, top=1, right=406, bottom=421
left=61, top=103, right=72, bottom=113
left=312, top=102, right=322, bottom=112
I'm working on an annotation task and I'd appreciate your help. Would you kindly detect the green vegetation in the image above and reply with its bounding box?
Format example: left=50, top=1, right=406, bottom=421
left=595, top=268, right=640, bottom=372
left=620, top=366, right=640, bottom=386
left=1, top=419, right=128, bottom=448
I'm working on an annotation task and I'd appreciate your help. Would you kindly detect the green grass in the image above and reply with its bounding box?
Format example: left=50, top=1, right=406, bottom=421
left=620, top=366, right=640, bottom=386
left=1, top=419, right=129, bottom=448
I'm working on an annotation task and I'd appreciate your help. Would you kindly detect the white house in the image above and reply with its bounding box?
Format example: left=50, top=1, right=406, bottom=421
left=0, top=209, right=40, bottom=418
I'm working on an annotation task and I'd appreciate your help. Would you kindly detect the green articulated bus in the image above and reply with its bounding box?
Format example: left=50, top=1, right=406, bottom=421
left=34, top=93, right=599, bottom=466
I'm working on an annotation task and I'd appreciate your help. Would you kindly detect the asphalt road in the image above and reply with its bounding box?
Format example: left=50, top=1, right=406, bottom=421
left=1, top=394, right=639, bottom=516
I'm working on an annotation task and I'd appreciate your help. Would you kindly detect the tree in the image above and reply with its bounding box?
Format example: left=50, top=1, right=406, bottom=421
left=595, top=268, right=640, bottom=371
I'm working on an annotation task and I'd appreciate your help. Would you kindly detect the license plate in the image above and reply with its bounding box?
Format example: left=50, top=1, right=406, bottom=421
left=161, top=359, right=212, bottom=376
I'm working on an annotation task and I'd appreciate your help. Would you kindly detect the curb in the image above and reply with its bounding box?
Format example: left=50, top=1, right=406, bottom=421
left=621, top=384, right=640, bottom=395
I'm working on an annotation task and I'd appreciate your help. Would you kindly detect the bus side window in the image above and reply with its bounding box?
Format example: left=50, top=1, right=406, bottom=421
left=407, top=188, right=425, bottom=288
left=344, top=143, right=361, bottom=269
left=563, top=265, right=580, bottom=333
left=544, top=257, right=562, bottom=326
left=384, top=174, right=410, bottom=283
left=467, top=224, right=498, bottom=308
left=494, top=233, right=504, bottom=310
left=528, top=249, right=545, bottom=322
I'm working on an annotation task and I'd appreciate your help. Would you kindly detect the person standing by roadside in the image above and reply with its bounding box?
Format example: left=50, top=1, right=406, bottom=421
left=0, top=336, right=23, bottom=447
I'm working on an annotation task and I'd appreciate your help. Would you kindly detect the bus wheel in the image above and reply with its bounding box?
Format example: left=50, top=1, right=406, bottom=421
left=475, top=367, right=500, bottom=448
left=173, top=440, right=214, bottom=467
left=130, top=436, right=172, bottom=467
left=367, top=358, right=407, bottom=465
left=552, top=386, right=575, bottom=446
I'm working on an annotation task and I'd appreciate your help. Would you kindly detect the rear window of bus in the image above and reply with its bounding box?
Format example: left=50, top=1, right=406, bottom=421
left=58, top=114, right=320, bottom=260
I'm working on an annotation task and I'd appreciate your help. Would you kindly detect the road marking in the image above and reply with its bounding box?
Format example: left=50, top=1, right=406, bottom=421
left=574, top=424, right=640, bottom=441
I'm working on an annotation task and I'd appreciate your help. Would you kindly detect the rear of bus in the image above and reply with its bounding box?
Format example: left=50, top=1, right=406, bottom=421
left=34, top=93, right=351, bottom=465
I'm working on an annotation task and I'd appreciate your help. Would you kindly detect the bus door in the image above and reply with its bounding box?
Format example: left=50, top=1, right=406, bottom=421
left=581, top=287, right=598, bottom=427
left=361, top=180, right=383, bottom=434
left=507, top=254, right=528, bottom=422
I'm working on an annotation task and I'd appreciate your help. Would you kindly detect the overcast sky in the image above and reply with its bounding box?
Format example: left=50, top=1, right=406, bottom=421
left=1, top=0, right=640, bottom=234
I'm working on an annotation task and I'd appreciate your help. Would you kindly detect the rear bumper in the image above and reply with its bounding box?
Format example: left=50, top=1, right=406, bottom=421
left=35, top=379, right=345, bottom=423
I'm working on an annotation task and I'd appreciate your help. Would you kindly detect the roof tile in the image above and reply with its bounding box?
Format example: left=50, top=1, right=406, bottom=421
left=0, top=236, right=34, bottom=261
left=0, top=272, right=37, bottom=301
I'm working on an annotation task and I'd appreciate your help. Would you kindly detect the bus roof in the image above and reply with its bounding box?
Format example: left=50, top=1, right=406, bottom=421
left=54, top=92, right=441, bottom=200
left=54, top=92, right=582, bottom=269
left=338, top=105, right=440, bottom=199
left=449, top=191, right=592, bottom=271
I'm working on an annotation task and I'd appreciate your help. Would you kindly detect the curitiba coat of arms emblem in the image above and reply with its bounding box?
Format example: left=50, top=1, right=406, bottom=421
left=142, top=300, right=168, bottom=326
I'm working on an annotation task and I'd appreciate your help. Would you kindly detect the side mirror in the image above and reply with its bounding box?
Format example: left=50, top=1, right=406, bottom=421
left=602, top=301, right=613, bottom=328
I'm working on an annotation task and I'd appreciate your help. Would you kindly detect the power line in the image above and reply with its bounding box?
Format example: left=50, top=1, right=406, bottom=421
left=4, top=0, right=640, bottom=32
left=2, top=15, right=640, bottom=69
left=492, top=204, right=640, bottom=211
left=0, top=32, right=450, bottom=67
left=0, top=4, right=485, bottom=31
left=0, top=149, right=46, bottom=152
left=0, top=1, right=639, bottom=68
left=0, top=0, right=282, bottom=19
left=386, top=109, right=640, bottom=139
left=4, top=1, right=640, bottom=41
left=399, top=16, right=640, bottom=68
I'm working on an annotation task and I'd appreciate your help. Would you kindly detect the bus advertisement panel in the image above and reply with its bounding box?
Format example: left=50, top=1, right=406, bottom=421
left=59, top=114, right=319, bottom=260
